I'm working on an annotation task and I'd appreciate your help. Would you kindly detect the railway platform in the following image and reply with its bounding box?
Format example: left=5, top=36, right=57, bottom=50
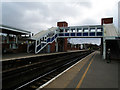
left=41, top=51, right=119, bottom=89
left=2, top=50, right=87, bottom=61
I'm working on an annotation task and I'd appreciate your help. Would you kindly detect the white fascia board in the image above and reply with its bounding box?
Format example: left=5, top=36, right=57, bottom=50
left=1, top=27, right=30, bottom=34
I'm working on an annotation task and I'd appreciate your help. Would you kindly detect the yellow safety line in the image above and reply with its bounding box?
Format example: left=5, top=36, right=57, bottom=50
left=77, top=53, right=94, bottom=72
left=75, top=54, right=96, bottom=90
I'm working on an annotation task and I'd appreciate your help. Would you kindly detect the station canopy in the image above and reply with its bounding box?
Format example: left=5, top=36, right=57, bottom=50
left=0, top=25, right=31, bottom=35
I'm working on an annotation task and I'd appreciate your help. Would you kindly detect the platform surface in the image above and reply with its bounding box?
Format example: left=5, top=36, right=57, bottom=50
left=43, top=51, right=119, bottom=89
left=2, top=50, right=86, bottom=61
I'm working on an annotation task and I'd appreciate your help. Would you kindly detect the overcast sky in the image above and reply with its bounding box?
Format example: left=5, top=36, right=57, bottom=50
left=1, top=0, right=119, bottom=45
left=118, top=1, right=120, bottom=34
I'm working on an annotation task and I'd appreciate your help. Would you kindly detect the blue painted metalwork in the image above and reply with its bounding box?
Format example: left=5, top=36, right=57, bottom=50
left=71, top=33, right=75, bottom=36
left=55, top=34, right=57, bottom=38
left=47, top=38, right=50, bottom=43
left=97, top=32, right=102, bottom=36
left=51, top=37, right=54, bottom=42
left=65, top=33, right=69, bottom=36
left=83, top=33, right=88, bottom=36
left=37, top=45, right=41, bottom=52
left=43, top=43, right=45, bottom=46
left=77, top=33, right=82, bottom=36
left=90, top=32, right=95, bottom=36
left=59, top=33, right=64, bottom=36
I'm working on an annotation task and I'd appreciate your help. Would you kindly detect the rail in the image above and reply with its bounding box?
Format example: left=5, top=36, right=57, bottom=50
left=2, top=50, right=92, bottom=89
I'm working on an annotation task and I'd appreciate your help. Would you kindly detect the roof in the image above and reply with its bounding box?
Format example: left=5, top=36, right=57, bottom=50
left=59, top=25, right=103, bottom=29
left=104, top=24, right=118, bottom=37
left=0, top=24, right=31, bottom=35
left=30, top=27, right=57, bottom=40
left=31, top=30, right=49, bottom=40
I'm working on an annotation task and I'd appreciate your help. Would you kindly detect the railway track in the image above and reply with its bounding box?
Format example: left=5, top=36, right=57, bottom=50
left=2, top=50, right=92, bottom=90
left=15, top=57, right=79, bottom=90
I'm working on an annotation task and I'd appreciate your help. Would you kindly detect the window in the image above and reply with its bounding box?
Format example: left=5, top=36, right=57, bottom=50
left=78, top=30, right=82, bottom=32
left=90, top=28, right=95, bottom=32
left=97, top=29, right=101, bottom=32
left=84, top=29, right=89, bottom=32
left=73, top=30, right=76, bottom=32
left=65, top=29, right=69, bottom=32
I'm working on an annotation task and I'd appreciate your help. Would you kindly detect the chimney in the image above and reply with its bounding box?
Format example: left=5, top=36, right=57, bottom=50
left=101, top=17, right=113, bottom=25
left=57, top=21, right=68, bottom=27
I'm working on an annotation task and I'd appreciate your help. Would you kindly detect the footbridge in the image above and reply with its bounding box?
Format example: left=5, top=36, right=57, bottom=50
left=28, top=18, right=120, bottom=59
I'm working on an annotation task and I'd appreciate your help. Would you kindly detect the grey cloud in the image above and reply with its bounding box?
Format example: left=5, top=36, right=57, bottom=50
left=69, top=38, right=101, bottom=45
left=118, top=1, right=120, bottom=34
left=2, top=2, right=85, bottom=33
left=2, top=2, right=26, bottom=29
left=2, top=2, right=51, bottom=33
left=2, top=1, right=117, bottom=45
left=72, top=1, right=92, bottom=8
left=80, top=18, right=99, bottom=25
left=2, top=1, right=118, bottom=36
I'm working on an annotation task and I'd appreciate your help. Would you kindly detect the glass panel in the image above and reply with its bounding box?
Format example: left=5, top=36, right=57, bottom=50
left=73, top=30, right=76, bottom=32
left=97, top=29, right=101, bottom=32
left=90, top=28, right=95, bottom=32
left=78, top=30, right=82, bottom=32
left=84, top=29, right=89, bottom=32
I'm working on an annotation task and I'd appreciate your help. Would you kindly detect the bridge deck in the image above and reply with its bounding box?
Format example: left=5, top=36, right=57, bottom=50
left=43, top=51, right=119, bottom=89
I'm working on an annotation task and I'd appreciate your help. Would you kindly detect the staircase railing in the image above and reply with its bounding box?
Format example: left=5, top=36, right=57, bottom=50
left=35, top=27, right=58, bottom=54
left=35, top=34, right=57, bottom=53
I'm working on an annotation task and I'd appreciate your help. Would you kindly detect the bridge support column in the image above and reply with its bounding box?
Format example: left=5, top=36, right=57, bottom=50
left=64, top=38, right=67, bottom=52
left=57, top=38, right=67, bottom=52
left=101, top=37, right=103, bottom=55
left=55, top=38, right=58, bottom=52
left=103, top=38, right=106, bottom=59
left=7, top=34, right=9, bottom=44
left=49, top=41, right=56, bottom=53
left=16, top=35, right=18, bottom=44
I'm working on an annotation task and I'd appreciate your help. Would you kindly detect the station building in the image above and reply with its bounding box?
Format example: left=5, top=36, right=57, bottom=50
left=0, top=25, right=31, bottom=54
